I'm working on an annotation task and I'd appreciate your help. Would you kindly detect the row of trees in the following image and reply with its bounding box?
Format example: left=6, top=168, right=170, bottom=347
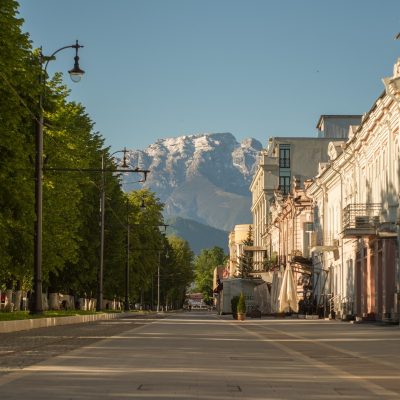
left=193, top=246, right=226, bottom=304
left=191, top=228, right=255, bottom=305
left=0, top=0, right=194, bottom=310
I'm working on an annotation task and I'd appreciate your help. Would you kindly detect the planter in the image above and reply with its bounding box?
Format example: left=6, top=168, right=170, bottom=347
left=237, top=313, right=246, bottom=321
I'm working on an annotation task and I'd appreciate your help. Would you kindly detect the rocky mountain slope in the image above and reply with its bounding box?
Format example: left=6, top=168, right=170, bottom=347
left=124, top=132, right=262, bottom=232
left=166, top=217, right=229, bottom=254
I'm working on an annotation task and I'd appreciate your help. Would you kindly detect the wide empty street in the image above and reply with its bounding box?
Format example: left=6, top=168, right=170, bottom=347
left=0, top=312, right=399, bottom=399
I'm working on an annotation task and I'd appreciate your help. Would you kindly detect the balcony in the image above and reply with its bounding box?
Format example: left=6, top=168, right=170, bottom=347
left=342, top=203, right=382, bottom=238
left=310, top=232, right=339, bottom=253
left=262, top=155, right=279, bottom=167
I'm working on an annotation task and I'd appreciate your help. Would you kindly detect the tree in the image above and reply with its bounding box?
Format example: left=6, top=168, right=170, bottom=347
left=127, top=189, right=165, bottom=305
left=1, top=1, right=197, bottom=313
left=194, top=246, right=226, bottom=304
left=165, top=235, right=194, bottom=308
left=42, top=78, right=98, bottom=286
left=0, top=0, right=40, bottom=292
left=55, top=132, right=107, bottom=298
left=237, top=292, right=246, bottom=314
left=239, top=225, right=253, bottom=278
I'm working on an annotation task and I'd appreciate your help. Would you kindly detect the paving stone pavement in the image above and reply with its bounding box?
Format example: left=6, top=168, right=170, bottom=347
left=0, top=312, right=399, bottom=399
left=0, top=314, right=164, bottom=377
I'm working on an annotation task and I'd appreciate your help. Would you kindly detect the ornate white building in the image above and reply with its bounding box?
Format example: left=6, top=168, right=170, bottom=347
left=307, top=59, right=400, bottom=322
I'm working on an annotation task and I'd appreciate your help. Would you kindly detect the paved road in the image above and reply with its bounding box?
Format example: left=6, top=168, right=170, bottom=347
left=0, top=312, right=399, bottom=399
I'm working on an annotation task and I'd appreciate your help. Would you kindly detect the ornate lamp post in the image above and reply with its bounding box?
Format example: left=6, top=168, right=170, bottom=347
left=125, top=197, right=130, bottom=312
left=157, top=225, right=169, bottom=313
left=97, top=149, right=128, bottom=312
left=32, top=41, right=84, bottom=314
left=96, top=149, right=149, bottom=312
left=124, top=196, right=146, bottom=312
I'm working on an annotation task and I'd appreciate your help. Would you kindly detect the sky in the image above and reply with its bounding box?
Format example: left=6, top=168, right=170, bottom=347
left=18, top=0, right=400, bottom=152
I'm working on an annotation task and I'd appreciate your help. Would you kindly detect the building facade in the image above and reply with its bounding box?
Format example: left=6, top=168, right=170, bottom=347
left=307, top=60, right=400, bottom=321
left=228, top=224, right=253, bottom=277
left=249, top=121, right=360, bottom=275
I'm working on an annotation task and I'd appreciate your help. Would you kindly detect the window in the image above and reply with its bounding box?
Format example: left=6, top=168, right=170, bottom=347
left=279, top=175, right=291, bottom=195
left=304, top=222, right=314, bottom=232
left=279, top=145, right=290, bottom=168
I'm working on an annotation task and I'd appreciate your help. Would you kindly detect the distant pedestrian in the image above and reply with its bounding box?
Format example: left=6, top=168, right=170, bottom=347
left=188, top=305, right=192, bottom=312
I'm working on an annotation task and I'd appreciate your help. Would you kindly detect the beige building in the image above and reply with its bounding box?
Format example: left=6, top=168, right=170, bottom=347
left=249, top=120, right=360, bottom=274
left=307, top=59, right=400, bottom=322
left=263, top=179, right=315, bottom=311
left=228, top=224, right=252, bottom=277
left=267, top=178, right=314, bottom=264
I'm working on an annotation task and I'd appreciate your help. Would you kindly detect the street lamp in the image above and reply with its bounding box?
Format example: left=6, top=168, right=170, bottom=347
left=125, top=197, right=130, bottom=312
left=39, top=144, right=148, bottom=312
left=97, top=149, right=128, bottom=312
left=157, top=225, right=169, bottom=313
left=32, top=41, right=84, bottom=314
left=124, top=197, right=147, bottom=312
left=96, top=149, right=149, bottom=312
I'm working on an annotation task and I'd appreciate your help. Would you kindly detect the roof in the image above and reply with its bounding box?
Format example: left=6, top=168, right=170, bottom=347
left=316, top=115, right=362, bottom=130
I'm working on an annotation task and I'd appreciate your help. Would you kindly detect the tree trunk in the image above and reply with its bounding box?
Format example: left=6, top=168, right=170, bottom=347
left=5, top=289, right=13, bottom=311
left=13, top=291, right=22, bottom=311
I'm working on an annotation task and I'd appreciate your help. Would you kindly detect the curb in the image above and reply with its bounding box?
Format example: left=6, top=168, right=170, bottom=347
left=0, top=312, right=131, bottom=334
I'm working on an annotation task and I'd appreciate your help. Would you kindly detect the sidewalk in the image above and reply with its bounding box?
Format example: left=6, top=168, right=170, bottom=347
left=0, top=311, right=146, bottom=334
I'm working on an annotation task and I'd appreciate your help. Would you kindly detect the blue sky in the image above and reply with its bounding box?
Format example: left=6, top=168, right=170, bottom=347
left=18, top=0, right=400, bottom=151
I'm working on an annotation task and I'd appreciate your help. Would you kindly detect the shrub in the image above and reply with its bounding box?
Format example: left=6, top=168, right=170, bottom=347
left=237, top=292, right=246, bottom=314
left=231, top=295, right=240, bottom=318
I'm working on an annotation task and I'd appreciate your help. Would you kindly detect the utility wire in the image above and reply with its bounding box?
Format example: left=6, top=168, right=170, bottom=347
left=0, top=71, right=151, bottom=237
left=0, top=70, right=39, bottom=123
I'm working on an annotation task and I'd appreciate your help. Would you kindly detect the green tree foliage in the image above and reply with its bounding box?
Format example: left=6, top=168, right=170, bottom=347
left=42, top=77, right=97, bottom=284
left=0, top=1, right=127, bottom=300
left=164, top=235, right=194, bottom=308
left=194, top=246, right=226, bottom=304
left=54, top=132, right=106, bottom=298
left=237, top=292, right=246, bottom=314
left=231, top=295, right=239, bottom=317
left=0, top=2, right=196, bottom=312
left=126, top=189, right=165, bottom=305
left=0, top=0, right=41, bottom=290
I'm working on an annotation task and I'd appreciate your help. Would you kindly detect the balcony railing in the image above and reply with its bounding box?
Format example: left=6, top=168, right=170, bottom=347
left=310, top=231, right=339, bottom=253
left=310, top=232, right=339, bottom=248
left=262, top=155, right=278, bottom=167
left=342, top=203, right=382, bottom=237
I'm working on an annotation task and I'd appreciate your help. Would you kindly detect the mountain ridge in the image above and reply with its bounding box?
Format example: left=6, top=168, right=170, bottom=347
left=123, top=132, right=262, bottom=233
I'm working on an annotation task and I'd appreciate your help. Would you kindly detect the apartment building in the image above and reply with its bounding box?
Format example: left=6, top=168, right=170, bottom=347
left=307, top=59, right=400, bottom=321
left=249, top=116, right=361, bottom=275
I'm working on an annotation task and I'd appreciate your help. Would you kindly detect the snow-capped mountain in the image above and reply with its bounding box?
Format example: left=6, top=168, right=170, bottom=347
left=123, top=132, right=262, bottom=232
